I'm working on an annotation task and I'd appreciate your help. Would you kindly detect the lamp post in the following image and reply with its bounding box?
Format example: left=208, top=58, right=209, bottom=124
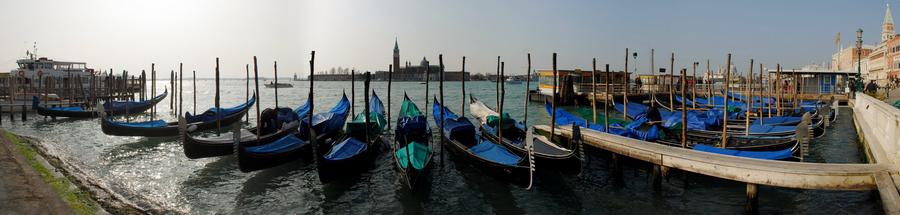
left=856, top=28, right=863, bottom=92
left=632, top=52, right=637, bottom=92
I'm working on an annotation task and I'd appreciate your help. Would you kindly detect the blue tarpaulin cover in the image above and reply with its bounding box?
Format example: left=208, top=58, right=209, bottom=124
left=752, top=116, right=801, bottom=125
left=544, top=103, right=631, bottom=136
left=108, top=120, right=167, bottom=128
left=324, top=137, right=368, bottom=161
left=693, top=144, right=792, bottom=160
left=186, top=95, right=256, bottom=123
left=468, top=139, right=522, bottom=166
left=245, top=134, right=308, bottom=154
left=747, top=124, right=795, bottom=134
left=104, top=91, right=168, bottom=112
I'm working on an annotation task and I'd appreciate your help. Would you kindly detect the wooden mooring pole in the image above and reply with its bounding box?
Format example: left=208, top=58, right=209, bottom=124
left=623, top=48, right=629, bottom=119
left=746, top=60, right=754, bottom=135
left=439, top=54, right=445, bottom=168
left=254, top=58, right=261, bottom=145
left=746, top=183, right=759, bottom=214
left=592, top=58, right=597, bottom=124
left=274, top=61, right=279, bottom=107
left=605, top=64, right=610, bottom=132
left=721, top=54, right=732, bottom=148
left=523, top=54, right=530, bottom=126
left=245, top=64, right=249, bottom=122
left=215, top=58, right=221, bottom=135
left=550, top=53, right=558, bottom=142
left=387, top=64, right=392, bottom=129
left=669, top=52, right=675, bottom=110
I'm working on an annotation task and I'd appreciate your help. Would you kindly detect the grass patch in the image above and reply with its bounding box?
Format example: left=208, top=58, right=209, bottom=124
left=3, top=131, right=100, bottom=215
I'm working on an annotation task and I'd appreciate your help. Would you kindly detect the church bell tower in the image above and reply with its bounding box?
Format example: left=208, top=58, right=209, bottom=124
left=884, top=3, right=895, bottom=42
left=393, top=38, right=400, bottom=73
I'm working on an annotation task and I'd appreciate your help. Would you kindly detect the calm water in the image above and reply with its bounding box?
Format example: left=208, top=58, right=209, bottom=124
left=1, top=80, right=882, bottom=214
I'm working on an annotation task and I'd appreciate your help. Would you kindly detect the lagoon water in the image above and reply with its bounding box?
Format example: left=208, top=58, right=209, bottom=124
left=1, top=80, right=882, bottom=214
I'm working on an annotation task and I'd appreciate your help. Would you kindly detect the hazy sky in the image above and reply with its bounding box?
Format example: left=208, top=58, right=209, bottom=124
left=0, top=0, right=893, bottom=78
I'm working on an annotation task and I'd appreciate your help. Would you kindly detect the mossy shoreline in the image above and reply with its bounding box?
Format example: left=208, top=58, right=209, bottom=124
left=2, top=130, right=146, bottom=214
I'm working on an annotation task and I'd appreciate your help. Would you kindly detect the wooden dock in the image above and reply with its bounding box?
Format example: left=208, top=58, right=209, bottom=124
left=535, top=123, right=899, bottom=213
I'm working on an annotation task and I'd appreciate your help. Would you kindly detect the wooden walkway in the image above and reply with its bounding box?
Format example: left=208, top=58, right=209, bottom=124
left=534, top=124, right=900, bottom=213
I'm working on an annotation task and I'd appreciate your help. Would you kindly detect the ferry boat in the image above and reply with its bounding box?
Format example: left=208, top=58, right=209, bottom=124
left=9, top=51, right=96, bottom=79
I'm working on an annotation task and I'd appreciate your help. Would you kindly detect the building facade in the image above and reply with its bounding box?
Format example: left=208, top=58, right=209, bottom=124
left=833, top=4, right=900, bottom=85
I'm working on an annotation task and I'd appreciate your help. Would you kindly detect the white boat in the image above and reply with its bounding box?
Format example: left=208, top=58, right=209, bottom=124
left=264, top=82, right=293, bottom=88
left=506, top=76, right=523, bottom=84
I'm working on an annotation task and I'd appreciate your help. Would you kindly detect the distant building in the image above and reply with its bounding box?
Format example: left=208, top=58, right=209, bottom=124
left=309, top=39, right=469, bottom=81
left=373, top=40, right=468, bottom=81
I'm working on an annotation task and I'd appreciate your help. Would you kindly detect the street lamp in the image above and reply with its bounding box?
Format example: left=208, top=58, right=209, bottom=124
left=856, top=28, right=863, bottom=92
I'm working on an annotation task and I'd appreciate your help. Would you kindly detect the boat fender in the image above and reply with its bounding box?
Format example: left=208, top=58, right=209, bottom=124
left=97, top=102, right=106, bottom=123
left=178, top=116, right=186, bottom=143
left=232, top=125, right=241, bottom=155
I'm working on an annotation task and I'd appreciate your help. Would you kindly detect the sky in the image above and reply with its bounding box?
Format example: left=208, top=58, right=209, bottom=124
left=0, top=0, right=894, bottom=78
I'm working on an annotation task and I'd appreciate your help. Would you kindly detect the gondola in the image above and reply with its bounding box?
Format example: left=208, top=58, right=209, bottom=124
left=33, top=90, right=167, bottom=118
left=392, top=94, right=433, bottom=190
left=237, top=94, right=350, bottom=172
left=181, top=104, right=303, bottom=159
left=469, top=96, right=581, bottom=174
left=550, top=101, right=801, bottom=160
left=614, top=100, right=804, bottom=137
left=302, top=94, right=351, bottom=153
left=435, top=98, right=533, bottom=187
left=101, top=94, right=255, bottom=137
left=318, top=92, right=388, bottom=183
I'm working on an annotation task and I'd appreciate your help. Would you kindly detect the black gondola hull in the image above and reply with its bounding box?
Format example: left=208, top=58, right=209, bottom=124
left=443, top=136, right=531, bottom=188
left=479, top=127, right=581, bottom=175
left=183, top=125, right=298, bottom=159
left=101, top=110, right=247, bottom=137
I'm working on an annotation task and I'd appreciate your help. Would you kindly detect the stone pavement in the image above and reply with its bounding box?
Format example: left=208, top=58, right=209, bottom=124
left=0, top=135, right=72, bottom=214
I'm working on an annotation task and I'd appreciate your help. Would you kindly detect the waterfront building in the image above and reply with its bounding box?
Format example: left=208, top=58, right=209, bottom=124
left=768, top=64, right=854, bottom=94
left=832, top=4, right=899, bottom=85
left=535, top=69, right=629, bottom=95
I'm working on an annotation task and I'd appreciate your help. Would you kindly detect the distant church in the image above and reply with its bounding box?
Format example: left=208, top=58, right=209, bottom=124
left=374, top=39, right=469, bottom=81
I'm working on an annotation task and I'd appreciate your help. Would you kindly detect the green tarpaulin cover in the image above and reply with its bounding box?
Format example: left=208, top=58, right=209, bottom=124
left=396, top=142, right=431, bottom=170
